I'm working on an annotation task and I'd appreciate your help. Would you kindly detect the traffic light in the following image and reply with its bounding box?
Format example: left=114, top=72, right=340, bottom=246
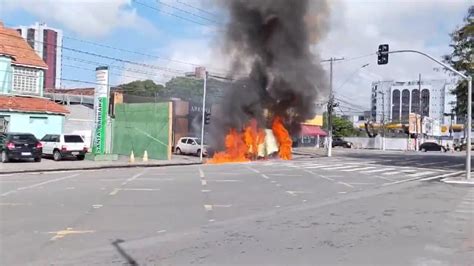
left=377, top=44, right=389, bottom=65
left=204, top=112, right=211, bottom=125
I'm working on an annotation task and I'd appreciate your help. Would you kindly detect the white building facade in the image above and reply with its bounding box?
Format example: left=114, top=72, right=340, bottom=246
left=371, top=79, right=455, bottom=126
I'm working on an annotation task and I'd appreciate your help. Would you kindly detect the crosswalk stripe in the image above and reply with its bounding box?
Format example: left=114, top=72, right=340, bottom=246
left=304, top=165, right=334, bottom=169
left=361, top=168, right=395, bottom=173
left=382, top=171, right=403, bottom=176
left=407, top=171, right=434, bottom=177
left=320, top=165, right=355, bottom=170
left=341, top=166, right=376, bottom=172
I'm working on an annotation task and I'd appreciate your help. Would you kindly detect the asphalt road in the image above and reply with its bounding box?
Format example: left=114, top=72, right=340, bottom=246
left=1, top=150, right=473, bottom=265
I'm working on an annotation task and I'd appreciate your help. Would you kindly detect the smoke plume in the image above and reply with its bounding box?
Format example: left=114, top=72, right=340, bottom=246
left=210, top=0, right=330, bottom=149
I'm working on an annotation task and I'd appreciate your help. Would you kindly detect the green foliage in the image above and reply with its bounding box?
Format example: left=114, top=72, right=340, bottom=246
left=118, top=79, right=165, bottom=97
left=443, top=6, right=473, bottom=115
left=323, top=114, right=358, bottom=137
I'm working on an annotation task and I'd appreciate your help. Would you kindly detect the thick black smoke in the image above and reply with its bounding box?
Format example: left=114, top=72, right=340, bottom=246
left=210, top=0, right=329, bottom=149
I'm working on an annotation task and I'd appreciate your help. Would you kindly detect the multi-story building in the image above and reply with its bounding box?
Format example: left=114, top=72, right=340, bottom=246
left=0, top=22, right=68, bottom=138
left=371, top=79, right=455, bottom=126
left=15, top=22, right=63, bottom=89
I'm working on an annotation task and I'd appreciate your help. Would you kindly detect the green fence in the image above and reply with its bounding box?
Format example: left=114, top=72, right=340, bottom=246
left=112, top=102, right=171, bottom=160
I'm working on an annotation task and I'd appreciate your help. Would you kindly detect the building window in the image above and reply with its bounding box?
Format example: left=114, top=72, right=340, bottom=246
left=27, top=29, right=35, bottom=49
left=392, top=89, right=400, bottom=122
left=12, top=66, right=39, bottom=94
left=401, top=89, right=410, bottom=122
left=421, top=89, right=430, bottom=117
left=411, top=90, right=420, bottom=114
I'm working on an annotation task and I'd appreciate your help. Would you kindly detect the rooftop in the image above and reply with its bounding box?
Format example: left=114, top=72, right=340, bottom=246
left=0, top=95, right=69, bottom=115
left=0, top=21, right=48, bottom=69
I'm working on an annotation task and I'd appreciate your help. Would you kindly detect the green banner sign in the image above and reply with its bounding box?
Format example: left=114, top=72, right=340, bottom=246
left=93, top=97, right=108, bottom=154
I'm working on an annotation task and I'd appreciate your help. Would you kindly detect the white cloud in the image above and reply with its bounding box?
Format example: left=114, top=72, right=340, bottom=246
left=4, top=0, right=156, bottom=37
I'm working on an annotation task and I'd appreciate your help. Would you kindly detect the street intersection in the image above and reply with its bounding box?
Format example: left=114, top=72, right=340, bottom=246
left=0, top=150, right=472, bottom=265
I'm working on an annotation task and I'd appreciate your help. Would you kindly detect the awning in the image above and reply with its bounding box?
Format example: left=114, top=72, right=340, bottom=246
left=300, top=124, right=327, bottom=137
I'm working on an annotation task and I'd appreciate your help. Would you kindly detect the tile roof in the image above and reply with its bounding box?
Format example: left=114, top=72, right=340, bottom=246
left=0, top=23, right=48, bottom=69
left=0, top=95, right=69, bottom=115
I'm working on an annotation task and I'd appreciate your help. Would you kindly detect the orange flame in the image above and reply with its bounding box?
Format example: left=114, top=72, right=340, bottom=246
left=209, top=117, right=292, bottom=163
left=272, top=116, right=292, bottom=160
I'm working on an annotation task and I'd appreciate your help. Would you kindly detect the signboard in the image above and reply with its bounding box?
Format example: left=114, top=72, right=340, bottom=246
left=92, top=67, right=109, bottom=154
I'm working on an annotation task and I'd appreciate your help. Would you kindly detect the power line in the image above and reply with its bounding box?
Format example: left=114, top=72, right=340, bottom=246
left=132, top=0, right=210, bottom=26
left=156, top=0, right=220, bottom=24
left=0, top=31, right=189, bottom=75
left=176, top=0, right=218, bottom=18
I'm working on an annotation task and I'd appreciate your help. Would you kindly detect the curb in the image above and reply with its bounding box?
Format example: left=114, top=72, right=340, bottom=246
left=0, top=162, right=202, bottom=175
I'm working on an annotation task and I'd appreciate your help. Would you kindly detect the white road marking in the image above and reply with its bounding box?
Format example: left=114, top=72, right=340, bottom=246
left=268, top=174, right=303, bottom=177
left=270, top=180, right=277, bottom=183
left=337, top=181, right=354, bottom=188
left=92, top=204, right=103, bottom=209
left=304, top=165, right=334, bottom=169
left=338, top=191, right=348, bottom=194
left=201, top=180, right=207, bottom=186
left=157, top=230, right=167, bottom=234
left=361, top=168, right=395, bottom=173
left=383, top=176, right=429, bottom=186
left=198, top=167, right=205, bottom=178
left=246, top=166, right=260, bottom=173
left=341, top=167, right=376, bottom=172
left=65, top=187, right=75, bottom=190
left=213, top=204, right=232, bottom=208
left=261, top=174, right=270, bottom=179
left=201, top=189, right=212, bottom=192
left=114, top=188, right=160, bottom=192
left=109, top=188, right=120, bottom=196
left=382, top=171, right=404, bottom=176
left=204, top=204, right=213, bottom=211
left=321, top=165, right=355, bottom=170
left=420, top=171, right=464, bottom=181
left=275, top=205, right=281, bottom=208
left=286, top=191, right=310, bottom=196
left=346, top=182, right=376, bottom=185
left=275, top=184, right=282, bottom=187
left=1, top=173, right=80, bottom=197
left=208, top=219, right=215, bottom=222
left=303, top=169, right=336, bottom=181
left=124, top=170, right=147, bottom=184
left=407, top=171, right=434, bottom=177
left=208, top=179, right=242, bottom=183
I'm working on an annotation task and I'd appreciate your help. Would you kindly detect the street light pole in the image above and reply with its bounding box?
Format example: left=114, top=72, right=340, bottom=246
left=199, top=70, right=208, bottom=162
left=380, top=91, right=386, bottom=150
left=382, top=49, right=472, bottom=179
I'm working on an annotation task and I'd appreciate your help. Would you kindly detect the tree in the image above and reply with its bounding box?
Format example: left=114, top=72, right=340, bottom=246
left=117, top=80, right=165, bottom=97
left=443, top=6, right=473, bottom=116
left=323, top=115, right=357, bottom=137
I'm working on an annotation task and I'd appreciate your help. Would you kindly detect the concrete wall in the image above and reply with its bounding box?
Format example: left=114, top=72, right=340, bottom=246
left=345, top=136, right=409, bottom=150
left=0, top=56, right=12, bottom=94
left=0, top=111, right=64, bottom=139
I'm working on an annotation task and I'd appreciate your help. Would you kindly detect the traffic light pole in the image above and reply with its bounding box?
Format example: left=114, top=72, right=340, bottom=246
left=200, top=70, right=208, bottom=162
left=382, top=49, right=472, bottom=179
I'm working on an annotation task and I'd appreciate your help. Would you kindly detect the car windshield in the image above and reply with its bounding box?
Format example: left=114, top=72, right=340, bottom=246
left=64, top=135, right=84, bottom=143
left=10, top=134, right=36, bottom=142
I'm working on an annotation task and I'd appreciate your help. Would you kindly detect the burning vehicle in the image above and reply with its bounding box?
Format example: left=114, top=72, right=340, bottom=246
left=208, top=0, right=329, bottom=163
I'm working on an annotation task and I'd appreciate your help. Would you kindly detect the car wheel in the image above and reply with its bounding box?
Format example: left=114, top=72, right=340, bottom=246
left=34, top=157, right=41, bottom=162
left=1, top=150, right=8, bottom=163
left=76, top=155, right=85, bottom=160
left=421, top=148, right=427, bottom=152
left=176, top=148, right=182, bottom=155
left=53, top=150, right=62, bottom=161
left=196, top=149, right=201, bottom=156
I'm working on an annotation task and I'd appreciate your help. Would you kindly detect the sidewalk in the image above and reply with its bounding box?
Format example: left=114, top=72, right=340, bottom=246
left=0, top=155, right=201, bottom=175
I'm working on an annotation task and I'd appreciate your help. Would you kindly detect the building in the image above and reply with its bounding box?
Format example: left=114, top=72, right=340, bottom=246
left=371, top=79, right=455, bottom=126
left=15, top=22, right=63, bottom=89
left=0, top=22, right=68, bottom=138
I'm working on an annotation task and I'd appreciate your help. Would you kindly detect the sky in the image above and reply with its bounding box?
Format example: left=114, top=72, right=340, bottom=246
left=0, top=0, right=471, bottom=113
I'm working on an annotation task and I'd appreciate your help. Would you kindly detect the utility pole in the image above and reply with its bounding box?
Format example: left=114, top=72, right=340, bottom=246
left=322, top=57, right=344, bottom=157
left=199, top=70, right=208, bottom=162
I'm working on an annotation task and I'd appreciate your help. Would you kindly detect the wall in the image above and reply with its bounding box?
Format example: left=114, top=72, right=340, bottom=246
left=43, top=29, right=57, bottom=89
left=112, top=102, right=172, bottom=160
left=64, top=104, right=94, bottom=147
left=345, top=136, right=409, bottom=151
left=0, top=111, right=64, bottom=139
left=0, top=56, right=12, bottom=94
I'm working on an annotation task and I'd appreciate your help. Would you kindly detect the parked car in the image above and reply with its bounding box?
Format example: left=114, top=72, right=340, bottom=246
left=0, top=132, right=42, bottom=163
left=419, top=142, right=447, bottom=152
left=456, top=142, right=474, bottom=151
left=175, top=137, right=207, bottom=156
left=41, top=134, right=88, bottom=161
left=332, top=137, right=352, bottom=148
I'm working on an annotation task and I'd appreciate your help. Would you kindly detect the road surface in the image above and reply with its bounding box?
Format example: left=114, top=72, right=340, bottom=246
left=1, top=150, right=473, bottom=265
